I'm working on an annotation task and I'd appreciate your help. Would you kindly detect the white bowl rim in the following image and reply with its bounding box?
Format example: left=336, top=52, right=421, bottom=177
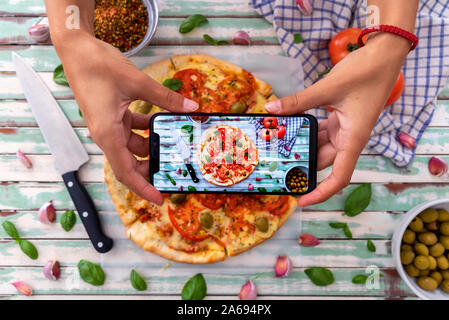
left=283, top=165, right=309, bottom=192
left=392, top=198, right=449, bottom=300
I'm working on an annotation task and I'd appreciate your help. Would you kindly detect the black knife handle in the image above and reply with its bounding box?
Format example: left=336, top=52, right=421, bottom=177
left=62, top=171, right=113, bottom=253
left=186, top=163, right=199, bottom=183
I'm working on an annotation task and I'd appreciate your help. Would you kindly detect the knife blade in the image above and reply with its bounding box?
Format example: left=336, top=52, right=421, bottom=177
left=171, top=126, right=199, bottom=183
left=12, top=52, right=113, bottom=253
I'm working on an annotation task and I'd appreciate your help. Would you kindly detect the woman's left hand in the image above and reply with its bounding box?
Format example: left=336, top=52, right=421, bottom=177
left=265, top=33, right=411, bottom=207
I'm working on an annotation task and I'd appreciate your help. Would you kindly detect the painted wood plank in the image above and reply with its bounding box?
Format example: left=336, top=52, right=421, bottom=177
left=0, top=266, right=413, bottom=297
left=3, top=98, right=449, bottom=127
left=0, top=0, right=259, bottom=17
left=0, top=238, right=393, bottom=268
left=2, top=127, right=449, bottom=156
left=1, top=154, right=449, bottom=184
left=0, top=210, right=402, bottom=240
left=0, top=182, right=447, bottom=212
left=0, top=17, right=277, bottom=45
left=0, top=266, right=414, bottom=297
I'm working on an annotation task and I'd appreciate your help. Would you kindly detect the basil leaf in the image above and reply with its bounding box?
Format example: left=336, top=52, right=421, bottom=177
left=182, top=273, right=207, bottom=300
left=78, top=260, right=105, bottom=286
left=165, top=173, right=176, bottom=186
left=304, top=267, right=334, bottom=287
left=189, top=133, right=194, bottom=143
left=343, top=225, right=353, bottom=239
left=130, top=269, right=147, bottom=291
left=2, top=221, right=20, bottom=239
left=205, top=155, right=211, bottom=162
left=53, top=64, right=69, bottom=86
left=179, top=14, right=208, bottom=34
left=60, top=210, right=76, bottom=232
left=367, top=240, right=376, bottom=252
left=162, top=78, right=183, bottom=91
left=352, top=274, right=368, bottom=284
left=344, top=183, right=372, bottom=217
left=78, top=109, right=84, bottom=118
left=181, top=125, right=193, bottom=133
left=19, top=239, right=38, bottom=260
left=203, top=34, right=227, bottom=46
left=294, top=33, right=303, bottom=44
left=329, top=222, right=346, bottom=229
left=258, top=187, right=267, bottom=192
left=317, top=68, right=331, bottom=79
left=217, top=40, right=228, bottom=45
left=225, top=155, right=233, bottom=164
left=260, top=160, right=266, bottom=166
left=268, top=161, right=278, bottom=172
left=182, top=170, right=188, bottom=177
left=188, top=186, right=196, bottom=191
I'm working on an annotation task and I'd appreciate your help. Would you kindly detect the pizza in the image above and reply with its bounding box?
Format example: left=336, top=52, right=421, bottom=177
left=104, top=54, right=297, bottom=264
left=198, top=124, right=258, bottom=187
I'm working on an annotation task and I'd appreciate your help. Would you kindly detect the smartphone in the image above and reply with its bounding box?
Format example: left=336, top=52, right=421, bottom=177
left=149, top=113, right=317, bottom=195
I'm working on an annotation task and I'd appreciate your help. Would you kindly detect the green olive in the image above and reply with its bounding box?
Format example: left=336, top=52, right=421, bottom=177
left=438, top=209, right=449, bottom=222
left=414, top=243, right=429, bottom=256
left=255, top=217, right=269, bottom=232
left=417, top=276, right=438, bottom=291
left=440, top=236, right=449, bottom=250
left=169, top=193, right=186, bottom=205
left=437, top=256, right=449, bottom=270
left=442, top=270, right=449, bottom=280
left=400, top=250, right=415, bottom=265
left=405, top=264, right=420, bottom=277
left=409, top=217, right=424, bottom=232
left=430, top=271, right=443, bottom=285
left=199, top=212, right=214, bottom=229
left=402, top=229, right=416, bottom=244
left=419, top=208, right=439, bottom=223
left=425, top=221, right=439, bottom=231
left=428, top=256, right=437, bottom=270
left=131, top=100, right=153, bottom=114
left=441, top=280, right=449, bottom=293
left=417, top=232, right=438, bottom=245
left=429, top=243, right=445, bottom=257
left=414, top=255, right=430, bottom=270
left=401, top=244, right=413, bottom=251
left=230, top=101, right=248, bottom=113
left=440, top=222, right=449, bottom=235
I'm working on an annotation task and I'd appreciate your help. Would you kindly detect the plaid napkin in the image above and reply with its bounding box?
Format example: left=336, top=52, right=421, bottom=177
left=251, top=0, right=449, bottom=167
left=250, top=117, right=302, bottom=157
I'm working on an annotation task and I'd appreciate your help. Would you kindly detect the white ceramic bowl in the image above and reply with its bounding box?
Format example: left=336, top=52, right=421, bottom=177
left=392, top=198, right=449, bottom=300
left=283, top=165, right=309, bottom=192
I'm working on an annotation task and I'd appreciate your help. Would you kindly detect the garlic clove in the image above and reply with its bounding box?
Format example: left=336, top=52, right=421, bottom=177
left=38, top=201, right=56, bottom=224
left=296, top=0, right=313, bottom=15
left=298, top=233, right=321, bottom=246
left=248, top=184, right=254, bottom=191
left=43, top=260, right=61, bottom=280
left=275, top=255, right=293, bottom=277
left=11, top=281, right=32, bottom=296
left=16, top=149, right=32, bottom=168
left=232, top=30, right=251, bottom=45
left=238, top=280, right=257, bottom=300
left=397, top=132, right=416, bottom=150
left=28, top=24, right=50, bottom=42
left=428, top=157, right=448, bottom=176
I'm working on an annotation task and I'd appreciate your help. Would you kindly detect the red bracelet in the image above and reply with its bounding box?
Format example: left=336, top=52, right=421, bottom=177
left=357, top=24, right=419, bottom=51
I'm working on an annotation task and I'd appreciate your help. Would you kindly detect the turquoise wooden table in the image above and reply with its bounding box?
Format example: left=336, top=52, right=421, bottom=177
left=1, top=0, right=449, bottom=300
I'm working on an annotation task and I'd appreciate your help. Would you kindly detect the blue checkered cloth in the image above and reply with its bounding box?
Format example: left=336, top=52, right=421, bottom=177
left=251, top=0, right=449, bottom=167
left=250, top=117, right=302, bottom=156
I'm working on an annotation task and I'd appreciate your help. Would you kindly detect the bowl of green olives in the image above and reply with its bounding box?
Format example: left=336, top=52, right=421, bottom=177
left=392, top=199, right=449, bottom=300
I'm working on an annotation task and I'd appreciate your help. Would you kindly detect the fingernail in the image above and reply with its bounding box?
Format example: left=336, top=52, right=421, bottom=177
left=183, top=99, right=199, bottom=112
left=265, top=100, right=281, bottom=113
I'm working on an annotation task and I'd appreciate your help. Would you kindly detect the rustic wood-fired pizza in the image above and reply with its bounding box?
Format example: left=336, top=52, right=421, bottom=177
left=104, top=54, right=297, bottom=263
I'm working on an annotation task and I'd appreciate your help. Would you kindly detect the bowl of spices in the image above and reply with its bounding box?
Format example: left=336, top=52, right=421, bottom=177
left=94, top=0, right=158, bottom=57
left=284, top=166, right=308, bottom=193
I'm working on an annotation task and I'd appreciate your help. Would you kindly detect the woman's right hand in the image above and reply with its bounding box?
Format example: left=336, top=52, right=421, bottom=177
left=56, top=32, right=198, bottom=205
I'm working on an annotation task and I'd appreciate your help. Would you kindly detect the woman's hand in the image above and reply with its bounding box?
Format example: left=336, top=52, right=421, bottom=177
left=265, top=33, right=411, bottom=207
left=56, top=32, right=198, bottom=205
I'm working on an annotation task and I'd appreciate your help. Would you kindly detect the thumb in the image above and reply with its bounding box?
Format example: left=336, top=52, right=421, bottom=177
left=134, top=74, right=199, bottom=113
left=265, top=78, right=335, bottom=115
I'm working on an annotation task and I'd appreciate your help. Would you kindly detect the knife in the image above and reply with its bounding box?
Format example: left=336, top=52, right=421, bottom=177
left=171, top=126, right=199, bottom=183
left=12, top=52, right=113, bottom=253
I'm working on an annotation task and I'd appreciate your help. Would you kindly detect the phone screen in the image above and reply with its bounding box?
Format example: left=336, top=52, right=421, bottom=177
left=149, top=113, right=317, bottom=195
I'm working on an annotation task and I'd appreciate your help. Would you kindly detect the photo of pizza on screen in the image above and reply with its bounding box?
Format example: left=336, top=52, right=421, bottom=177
left=150, top=113, right=313, bottom=195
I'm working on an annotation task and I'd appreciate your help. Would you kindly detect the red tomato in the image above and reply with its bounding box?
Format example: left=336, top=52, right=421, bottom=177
left=260, top=128, right=274, bottom=141
left=385, top=72, right=404, bottom=107
left=329, top=28, right=362, bottom=66
left=276, top=125, right=286, bottom=139
left=263, top=117, right=277, bottom=129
